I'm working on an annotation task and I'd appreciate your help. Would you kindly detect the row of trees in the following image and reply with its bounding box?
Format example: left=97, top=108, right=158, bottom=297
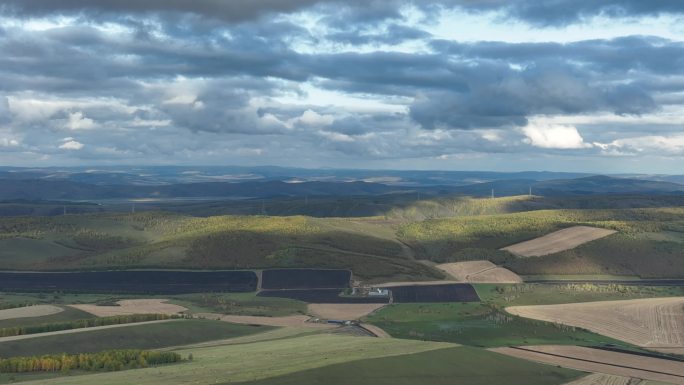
left=0, top=302, right=34, bottom=311
left=0, top=350, right=182, bottom=373
left=0, top=313, right=181, bottom=338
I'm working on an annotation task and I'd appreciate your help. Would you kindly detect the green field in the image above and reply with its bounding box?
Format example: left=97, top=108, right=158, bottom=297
left=4, top=333, right=582, bottom=385
left=1, top=292, right=309, bottom=319
left=397, top=207, right=684, bottom=277
left=1, top=203, right=683, bottom=279
left=237, top=346, right=581, bottom=385
left=365, top=302, right=633, bottom=348
left=169, top=292, right=307, bottom=317
left=475, top=283, right=684, bottom=307
left=0, top=306, right=93, bottom=329
left=0, top=213, right=442, bottom=281
left=0, top=319, right=271, bottom=358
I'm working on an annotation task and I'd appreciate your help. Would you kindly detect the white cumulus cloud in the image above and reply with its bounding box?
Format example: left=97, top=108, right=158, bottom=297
left=59, top=140, right=85, bottom=150
left=67, top=112, right=95, bottom=130
left=522, top=123, right=591, bottom=149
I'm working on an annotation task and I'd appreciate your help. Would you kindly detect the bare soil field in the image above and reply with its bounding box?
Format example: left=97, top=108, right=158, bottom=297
left=198, top=313, right=335, bottom=329
left=563, top=374, right=632, bottom=385
left=372, top=280, right=460, bottom=288
left=0, top=305, right=63, bottom=320
left=308, top=304, right=385, bottom=320
left=507, top=297, right=684, bottom=353
left=70, top=299, right=188, bottom=317
left=491, top=345, right=684, bottom=384
left=436, top=261, right=523, bottom=283
left=502, top=226, right=617, bottom=257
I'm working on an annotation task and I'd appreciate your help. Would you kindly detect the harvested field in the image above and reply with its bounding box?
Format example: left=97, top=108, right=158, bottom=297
left=197, top=313, right=335, bottom=329
left=491, top=345, right=684, bottom=385
left=502, top=226, right=617, bottom=257
left=258, top=289, right=389, bottom=304
left=70, top=299, right=187, bottom=317
left=506, top=297, right=684, bottom=353
left=0, top=305, right=63, bottom=320
left=261, top=269, right=351, bottom=290
left=436, top=261, right=522, bottom=283
left=0, top=270, right=258, bottom=293
left=373, top=280, right=460, bottom=288
left=308, top=304, right=385, bottom=320
left=563, top=374, right=632, bottom=385
left=388, top=284, right=480, bottom=303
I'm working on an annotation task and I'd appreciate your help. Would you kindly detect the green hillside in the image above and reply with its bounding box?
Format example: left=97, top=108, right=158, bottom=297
left=1, top=205, right=683, bottom=279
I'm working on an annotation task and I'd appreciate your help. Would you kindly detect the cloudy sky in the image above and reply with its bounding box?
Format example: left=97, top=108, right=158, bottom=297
left=1, top=1, right=683, bottom=172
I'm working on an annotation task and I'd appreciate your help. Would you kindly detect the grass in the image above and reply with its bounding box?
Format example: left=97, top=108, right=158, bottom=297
left=2, top=206, right=684, bottom=279
left=365, top=302, right=634, bottom=348
left=0, top=307, right=93, bottom=329
left=168, top=293, right=307, bottom=317
left=475, top=283, right=684, bottom=307
left=397, top=207, right=684, bottom=277
left=0, top=372, right=62, bottom=384
left=9, top=334, right=455, bottom=385
left=0, top=319, right=272, bottom=358
left=1, top=291, right=308, bottom=318
left=0, top=213, right=442, bottom=281
left=508, top=232, right=684, bottom=277
left=235, top=346, right=582, bottom=385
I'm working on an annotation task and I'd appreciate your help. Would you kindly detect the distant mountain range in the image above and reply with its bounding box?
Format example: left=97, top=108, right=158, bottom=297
left=0, top=166, right=683, bottom=201
left=0, top=166, right=598, bottom=186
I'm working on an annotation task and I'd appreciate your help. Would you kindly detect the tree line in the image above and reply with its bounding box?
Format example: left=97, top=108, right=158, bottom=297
left=0, top=349, right=182, bottom=373
left=0, top=302, right=34, bottom=311
left=0, top=313, right=183, bottom=338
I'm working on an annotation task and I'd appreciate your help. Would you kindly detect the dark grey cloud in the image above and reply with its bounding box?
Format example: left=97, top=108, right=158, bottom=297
left=0, top=17, right=678, bottom=135
left=3, top=0, right=684, bottom=26
left=0, top=0, right=323, bottom=23
left=485, top=0, right=684, bottom=26
left=325, top=24, right=431, bottom=46
left=1, top=2, right=683, bottom=170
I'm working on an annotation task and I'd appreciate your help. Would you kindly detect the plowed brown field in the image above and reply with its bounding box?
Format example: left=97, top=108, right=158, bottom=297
left=502, top=226, right=617, bottom=257
left=0, top=305, right=63, bottom=320
left=492, top=345, right=684, bottom=384
left=563, top=374, right=632, bottom=385
left=507, top=297, right=684, bottom=354
left=70, top=299, right=187, bottom=317
left=436, top=260, right=522, bottom=283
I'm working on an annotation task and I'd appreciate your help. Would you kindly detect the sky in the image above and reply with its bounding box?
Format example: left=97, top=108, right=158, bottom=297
left=1, top=1, right=684, bottom=173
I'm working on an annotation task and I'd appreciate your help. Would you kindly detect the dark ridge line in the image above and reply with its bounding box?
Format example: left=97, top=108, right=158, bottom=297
left=591, top=345, right=684, bottom=363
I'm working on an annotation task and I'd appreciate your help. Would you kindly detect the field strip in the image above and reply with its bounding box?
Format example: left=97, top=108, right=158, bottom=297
left=0, top=319, right=180, bottom=343
left=358, top=323, right=391, bottom=338
left=69, top=299, right=188, bottom=317
left=196, top=313, right=336, bottom=328
left=17, top=334, right=457, bottom=385
left=308, top=303, right=385, bottom=320
left=491, top=345, right=684, bottom=384
left=436, top=261, right=523, bottom=283
left=562, top=373, right=632, bottom=385
left=161, top=327, right=323, bottom=350
left=0, top=304, right=64, bottom=320
left=506, top=297, right=684, bottom=350
left=502, top=226, right=617, bottom=257
left=373, top=280, right=461, bottom=287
